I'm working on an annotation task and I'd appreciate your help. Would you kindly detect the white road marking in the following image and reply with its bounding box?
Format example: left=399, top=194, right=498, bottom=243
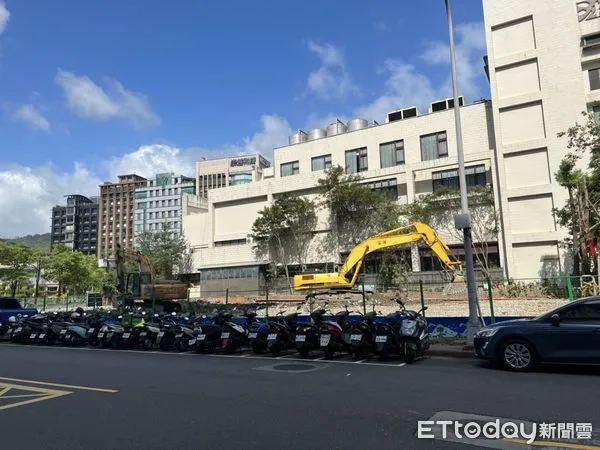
left=0, top=343, right=412, bottom=368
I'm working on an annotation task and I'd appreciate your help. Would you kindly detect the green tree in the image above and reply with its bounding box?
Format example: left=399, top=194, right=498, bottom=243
left=44, top=245, right=104, bottom=295
left=249, top=194, right=318, bottom=292
left=317, top=165, right=402, bottom=264
left=135, top=223, right=190, bottom=279
left=399, top=186, right=499, bottom=278
left=0, top=242, right=36, bottom=297
left=555, top=112, right=600, bottom=276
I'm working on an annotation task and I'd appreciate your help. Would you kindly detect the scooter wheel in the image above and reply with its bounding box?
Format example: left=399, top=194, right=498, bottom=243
left=270, top=342, right=282, bottom=357
left=251, top=342, right=265, bottom=354
left=299, top=348, right=309, bottom=358
left=324, top=348, right=334, bottom=360
left=177, top=341, right=188, bottom=352
left=405, top=347, right=416, bottom=364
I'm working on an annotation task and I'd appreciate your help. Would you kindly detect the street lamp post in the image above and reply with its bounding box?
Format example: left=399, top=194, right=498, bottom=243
left=445, top=0, right=481, bottom=345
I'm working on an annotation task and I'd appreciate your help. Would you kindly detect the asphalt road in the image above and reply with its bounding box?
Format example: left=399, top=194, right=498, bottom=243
left=1, top=344, right=599, bottom=450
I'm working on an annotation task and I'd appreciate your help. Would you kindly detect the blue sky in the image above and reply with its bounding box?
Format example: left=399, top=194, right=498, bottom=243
left=0, top=0, right=488, bottom=237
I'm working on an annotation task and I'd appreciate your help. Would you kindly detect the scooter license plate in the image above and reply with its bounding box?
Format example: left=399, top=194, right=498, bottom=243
left=38, top=334, right=45, bottom=339
left=197, top=334, right=206, bottom=341
left=295, top=335, right=306, bottom=342
left=139, top=332, right=147, bottom=337
left=375, top=335, right=387, bottom=343
left=88, top=328, right=95, bottom=334
left=221, top=332, right=230, bottom=339
left=248, top=332, right=257, bottom=339
left=30, top=333, right=37, bottom=339
left=189, top=339, right=196, bottom=345
left=15, top=328, right=22, bottom=333
left=60, top=329, right=67, bottom=335
left=97, top=333, right=104, bottom=338
left=350, top=334, right=362, bottom=341
left=157, top=332, right=165, bottom=337
left=176, top=333, right=183, bottom=338
left=123, top=333, right=130, bottom=339
left=320, top=335, right=331, bottom=346
left=267, top=333, right=277, bottom=341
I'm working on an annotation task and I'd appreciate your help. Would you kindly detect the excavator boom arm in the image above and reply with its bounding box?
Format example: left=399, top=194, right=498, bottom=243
left=293, top=222, right=463, bottom=291
left=339, top=222, right=462, bottom=284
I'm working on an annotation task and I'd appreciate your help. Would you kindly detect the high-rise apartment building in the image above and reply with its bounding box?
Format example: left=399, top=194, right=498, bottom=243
left=134, top=173, right=196, bottom=238
left=196, top=154, right=271, bottom=199
left=50, top=194, right=99, bottom=255
left=97, top=174, right=147, bottom=262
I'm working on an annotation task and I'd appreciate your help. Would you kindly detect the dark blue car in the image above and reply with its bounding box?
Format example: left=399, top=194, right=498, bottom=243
left=474, top=296, right=600, bottom=371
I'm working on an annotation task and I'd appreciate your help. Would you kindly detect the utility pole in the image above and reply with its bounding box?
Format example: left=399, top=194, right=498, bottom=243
left=445, top=0, right=481, bottom=345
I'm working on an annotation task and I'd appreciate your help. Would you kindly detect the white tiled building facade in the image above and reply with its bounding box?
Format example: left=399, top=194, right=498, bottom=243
left=134, top=173, right=196, bottom=240
left=182, top=0, right=600, bottom=282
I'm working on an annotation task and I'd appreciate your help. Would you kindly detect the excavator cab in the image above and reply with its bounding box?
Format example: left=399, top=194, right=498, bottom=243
left=126, top=272, right=153, bottom=298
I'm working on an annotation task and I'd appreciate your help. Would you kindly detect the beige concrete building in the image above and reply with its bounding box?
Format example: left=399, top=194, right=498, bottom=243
left=482, top=0, right=600, bottom=278
left=183, top=101, right=499, bottom=289
left=182, top=0, right=600, bottom=286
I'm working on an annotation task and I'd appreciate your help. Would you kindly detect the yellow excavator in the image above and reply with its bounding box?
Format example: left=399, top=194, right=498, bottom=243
left=293, top=222, right=464, bottom=291
left=115, top=244, right=189, bottom=308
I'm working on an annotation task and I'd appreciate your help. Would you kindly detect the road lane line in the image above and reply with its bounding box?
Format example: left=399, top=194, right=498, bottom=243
left=0, top=393, right=50, bottom=399
left=0, top=382, right=72, bottom=411
left=355, top=359, right=367, bottom=363
left=396, top=362, right=407, bottom=367
left=0, top=393, right=69, bottom=411
left=504, top=438, right=600, bottom=449
left=0, top=386, right=10, bottom=397
left=0, top=377, right=118, bottom=394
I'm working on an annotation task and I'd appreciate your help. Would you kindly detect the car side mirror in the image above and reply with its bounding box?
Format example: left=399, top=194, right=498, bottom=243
left=551, top=314, right=560, bottom=326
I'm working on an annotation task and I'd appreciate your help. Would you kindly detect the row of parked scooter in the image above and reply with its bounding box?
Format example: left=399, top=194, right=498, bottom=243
left=0, top=299, right=429, bottom=362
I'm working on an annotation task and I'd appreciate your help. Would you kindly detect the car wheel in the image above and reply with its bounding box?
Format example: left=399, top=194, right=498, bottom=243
left=501, top=339, right=536, bottom=372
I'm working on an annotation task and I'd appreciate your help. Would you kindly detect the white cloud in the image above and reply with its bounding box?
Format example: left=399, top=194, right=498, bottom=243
left=420, top=22, right=487, bottom=102
left=355, top=21, right=487, bottom=122
left=301, top=41, right=359, bottom=101
left=355, top=59, right=436, bottom=122
left=12, top=104, right=51, bottom=132
left=0, top=163, right=102, bottom=238
left=0, top=115, right=291, bottom=238
left=303, top=112, right=349, bottom=131
left=374, top=21, right=391, bottom=32
left=0, top=1, right=9, bottom=36
left=54, top=69, right=160, bottom=128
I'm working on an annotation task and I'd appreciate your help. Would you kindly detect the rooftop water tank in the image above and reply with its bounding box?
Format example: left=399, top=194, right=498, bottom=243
left=288, top=130, right=307, bottom=145
left=346, top=118, right=368, bottom=132
left=326, top=120, right=347, bottom=136
left=307, top=128, right=326, bottom=141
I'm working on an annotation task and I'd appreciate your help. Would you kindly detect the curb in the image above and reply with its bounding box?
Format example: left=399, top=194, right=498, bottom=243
left=428, top=347, right=474, bottom=359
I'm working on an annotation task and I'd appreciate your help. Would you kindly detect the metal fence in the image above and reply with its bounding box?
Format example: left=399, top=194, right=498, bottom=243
left=15, top=274, right=596, bottom=322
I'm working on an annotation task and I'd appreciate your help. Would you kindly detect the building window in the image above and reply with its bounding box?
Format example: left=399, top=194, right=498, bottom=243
left=420, top=131, right=448, bottom=161
left=345, top=148, right=368, bottom=174
left=311, top=154, right=332, bottom=172
left=380, top=140, right=405, bottom=168
left=280, top=161, right=299, bottom=177
left=590, top=68, right=600, bottom=91
left=432, top=164, right=487, bottom=192
left=367, top=178, right=398, bottom=200
left=594, top=105, right=600, bottom=124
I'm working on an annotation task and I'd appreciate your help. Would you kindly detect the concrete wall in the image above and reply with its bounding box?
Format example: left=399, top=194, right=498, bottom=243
left=482, top=0, right=597, bottom=278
